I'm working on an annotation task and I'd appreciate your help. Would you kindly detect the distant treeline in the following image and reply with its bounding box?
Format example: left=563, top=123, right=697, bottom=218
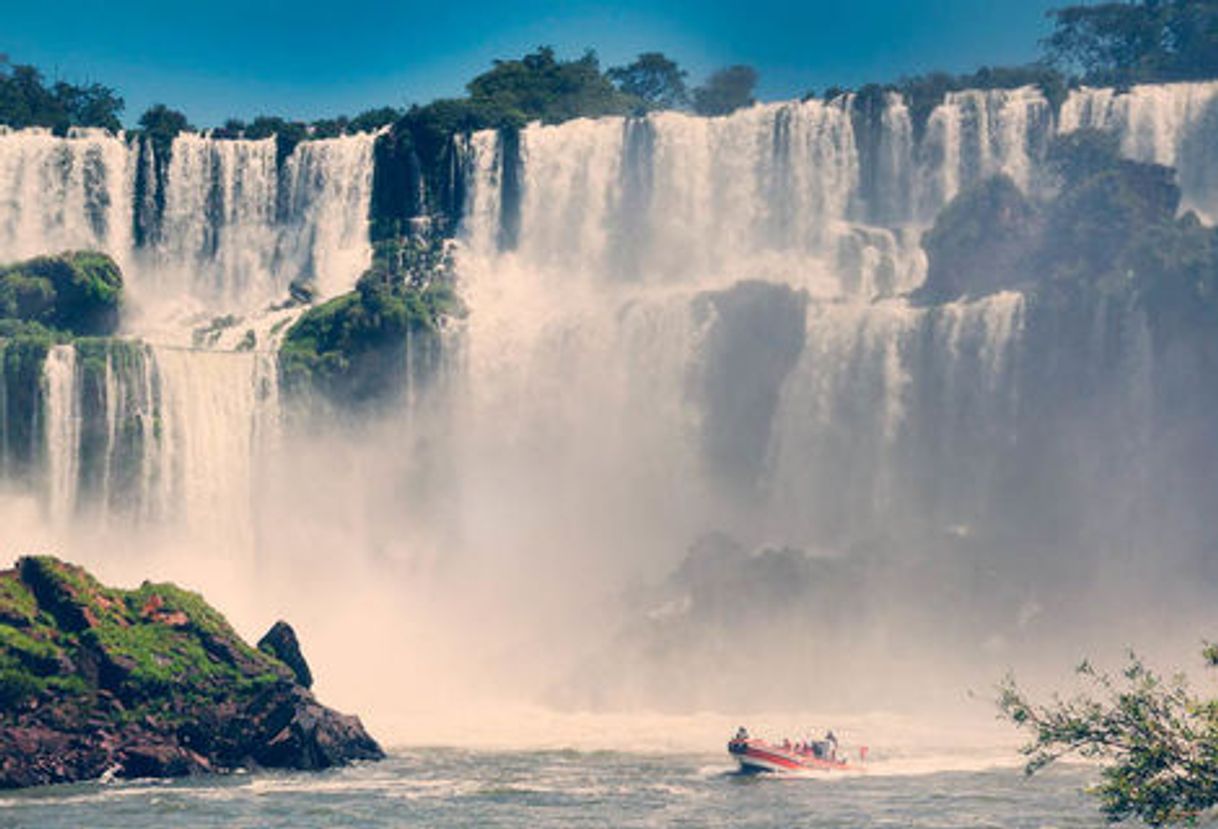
left=3, top=0, right=1214, bottom=143
left=0, top=55, right=123, bottom=132
left=0, top=47, right=755, bottom=139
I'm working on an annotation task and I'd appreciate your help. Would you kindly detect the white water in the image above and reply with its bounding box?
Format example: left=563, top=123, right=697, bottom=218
left=0, top=81, right=1217, bottom=730
left=0, top=127, right=376, bottom=338
left=0, top=129, right=373, bottom=530
left=146, top=346, right=280, bottom=549
left=429, top=82, right=1218, bottom=716
left=1061, top=80, right=1218, bottom=220
left=138, top=132, right=376, bottom=337
left=0, top=127, right=134, bottom=268
left=43, top=344, right=81, bottom=526
left=452, top=90, right=1065, bottom=550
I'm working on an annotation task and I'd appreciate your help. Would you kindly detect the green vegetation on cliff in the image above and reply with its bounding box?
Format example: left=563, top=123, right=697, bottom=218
left=0, top=253, right=130, bottom=485
left=280, top=234, right=462, bottom=407
left=920, top=175, right=1040, bottom=301
left=918, top=129, right=1218, bottom=334
left=0, top=557, right=284, bottom=710
left=0, top=251, right=123, bottom=337
left=0, top=338, right=49, bottom=481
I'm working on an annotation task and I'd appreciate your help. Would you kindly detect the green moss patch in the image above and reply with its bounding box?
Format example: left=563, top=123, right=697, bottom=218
left=0, top=557, right=293, bottom=720
left=0, top=251, right=123, bottom=337
left=280, top=233, right=463, bottom=408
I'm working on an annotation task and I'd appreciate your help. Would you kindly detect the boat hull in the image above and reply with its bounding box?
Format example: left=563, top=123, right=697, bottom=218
left=728, top=738, right=854, bottom=774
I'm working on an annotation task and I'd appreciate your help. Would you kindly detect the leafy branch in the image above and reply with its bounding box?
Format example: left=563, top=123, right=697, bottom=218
left=1000, top=648, right=1218, bottom=826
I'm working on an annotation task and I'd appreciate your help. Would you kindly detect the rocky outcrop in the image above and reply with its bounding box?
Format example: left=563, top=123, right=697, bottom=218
left=0, top=557, right=383, bottom=789
left=692, top=281, right=808, bottom=489
left=916, top=174, right=1039, bottom=302
left=278, top=232, right=460, bottom=411
left=258, top=621, right=313, bottom=689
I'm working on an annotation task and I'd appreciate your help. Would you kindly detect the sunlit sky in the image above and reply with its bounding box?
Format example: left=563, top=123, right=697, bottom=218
left=7, top=0, right=1064, bottom=127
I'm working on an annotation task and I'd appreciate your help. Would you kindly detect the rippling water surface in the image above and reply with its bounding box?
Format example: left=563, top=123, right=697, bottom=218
left=4, top=748, right=1202, bottom=828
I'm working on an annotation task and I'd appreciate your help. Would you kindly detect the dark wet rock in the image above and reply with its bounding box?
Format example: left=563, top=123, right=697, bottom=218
left=691, top=280, right=808, bottom=489
left=258, top=621, right=313, bottom=689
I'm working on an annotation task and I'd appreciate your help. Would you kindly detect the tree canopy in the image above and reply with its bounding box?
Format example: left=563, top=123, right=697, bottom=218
left=280, top=234, right=461, bottom=406
left=607, top=52, right=689, bottom=110
left=1045, top=0, right=1218, bottom=84
left=462, top=46, right=636, bottom=126
left=692, top=65, right=759, bottom=116
left=0, top=58, right=123, bottom=133
left=137, top=104, right=193, bottom=155
left=1000, top=646, right=1218, bottom=826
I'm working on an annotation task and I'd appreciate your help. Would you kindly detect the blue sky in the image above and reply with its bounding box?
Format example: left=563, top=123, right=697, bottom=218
left=6, top=0, right=1064, bottom=127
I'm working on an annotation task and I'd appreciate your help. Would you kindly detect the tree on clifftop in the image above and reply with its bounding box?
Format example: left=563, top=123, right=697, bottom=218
left=137, top=104, right=193, bottom=155
left=1044, top=0, right=1218, bottom=84
left=692, top=65, right=759, bottom=116
left=607, top=52, right=689, bottom=110
left=464, top=46, right=635, bottom=125
left=1000, top=645, right=1218, bottom=826
left=0, top=57, right=123, bottom=132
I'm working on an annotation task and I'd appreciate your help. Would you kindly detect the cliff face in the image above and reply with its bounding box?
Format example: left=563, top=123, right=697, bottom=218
left=0, top=556, right=383, bottom=789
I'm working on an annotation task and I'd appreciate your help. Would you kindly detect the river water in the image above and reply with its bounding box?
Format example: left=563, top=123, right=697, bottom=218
left=0, top=748, right=1189, bottom=828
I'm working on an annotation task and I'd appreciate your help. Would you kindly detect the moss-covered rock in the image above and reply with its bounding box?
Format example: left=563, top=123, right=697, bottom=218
left=280, top=233, right=462, bottom=409
left=917, top=131, right=1215, bottom=313
left=0, top=251, right=123, bottom=337
left=0, top=556, right=382, bottom=789
left=917, top=175, right=1040, bottom=301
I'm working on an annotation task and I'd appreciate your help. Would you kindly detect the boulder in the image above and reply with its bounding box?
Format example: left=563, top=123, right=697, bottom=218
left=258, top=621, right=313, bottom=689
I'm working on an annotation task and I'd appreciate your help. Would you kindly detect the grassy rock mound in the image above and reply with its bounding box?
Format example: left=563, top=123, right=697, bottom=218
left=0, top=556, right=382, bottom=789
left=0, top=251, right=123, bottom=337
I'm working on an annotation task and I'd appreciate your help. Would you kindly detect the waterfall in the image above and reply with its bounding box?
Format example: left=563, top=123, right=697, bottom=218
left=0, top=128, right=377, bottom=336
left=28, top=340, right=277, bottom=551
left=43, top=345, right=81, bottom=526
left=1060, top=81, right=1218, bottom=220
left=2, top=79, right=1217, bottom=581
left=0, top=127, right=134, bottom=267
left=134, top=131, right=376, bottom=332
left=0, top=128, right=374, bottom=545
left=453, top=82, right=1218, bottom=556
left=150, top=134, right=282, bottom=310
left=149, top=346, right=276, bottom=549
left=279, top=133, right=378, bottom=300
left=461, top=88, right=1068, bottom=302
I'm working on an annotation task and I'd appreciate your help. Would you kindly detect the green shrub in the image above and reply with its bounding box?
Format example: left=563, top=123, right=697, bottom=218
left=0, top=251, right=123, bottom=336
left=280, top=235, right=462, bottom=407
